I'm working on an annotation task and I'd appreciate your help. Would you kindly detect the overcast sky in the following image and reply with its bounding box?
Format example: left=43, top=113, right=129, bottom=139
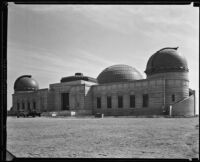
left=7, top=3, right=199, bottom=113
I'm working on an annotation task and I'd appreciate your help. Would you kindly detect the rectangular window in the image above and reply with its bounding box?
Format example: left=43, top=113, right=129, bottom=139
left=17, top=103, right=20, bottom=111
left=28, top=102, right=31, bottom=111
left=33, top=102, right=36, bottom=110
left=107, top=96, right=112, bottom=108
left=118, top=96, right=123, bottom=108
left=130, top=95, right=135, bottom=108
left=143, top=94, right=148, bottom=107
left=22, top=102, right=25, bottom=110
left=61, top=93, right=70, bottom=110
left=172, top=94, right=175, bottom=102
left=97, top=97, right=101, bottom=109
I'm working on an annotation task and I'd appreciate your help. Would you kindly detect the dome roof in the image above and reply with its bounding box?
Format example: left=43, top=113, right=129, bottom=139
left=61, top=73, right=97, bottom=83
left=97, top=64, right=143, bottom=84
left=14, top=75, right=39, bottom=92
left=145, top=47, right=188, bottom=75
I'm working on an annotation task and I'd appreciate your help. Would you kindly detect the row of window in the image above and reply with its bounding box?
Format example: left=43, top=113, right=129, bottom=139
left=96, top=94, right=149, bottom=109
left=17, top=101, right=36, bottom=111
left=96, top=94, right=176, bottom=109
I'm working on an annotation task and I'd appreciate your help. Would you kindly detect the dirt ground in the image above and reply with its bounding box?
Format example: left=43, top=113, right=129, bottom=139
left=7, top=116, right=199, bottom=158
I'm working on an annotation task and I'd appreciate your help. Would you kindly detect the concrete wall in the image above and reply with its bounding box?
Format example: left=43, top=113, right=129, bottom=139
left=37, top=89, right=49, bottom=112
left=12, top=72, right=192, bottom=117
left=42, top=110, right=92, bottom=116
left=84, top=85, right=93, bottom=110
left=49, top=81, right=96, bottom=111
left=171, top=95, right=195, bottom=116
left=94, top=107, right=164, bottom=116
left=92, top=79, right=165, bottom=115
left=165, top=79, right=189, bottom=108
left=12, top=89, right=48, bottom=113
left=147, top=72, right=189, bottom=81
left=50, top=83, right=85, bottom=111
left=92, top=77, right=190, bottom=116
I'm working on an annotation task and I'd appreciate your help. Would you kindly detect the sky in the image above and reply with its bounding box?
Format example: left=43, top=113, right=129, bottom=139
left=7, top=3, right=199, bottom=113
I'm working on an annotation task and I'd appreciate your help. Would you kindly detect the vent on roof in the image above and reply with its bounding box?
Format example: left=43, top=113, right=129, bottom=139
left=75, top=73, right=83, bottom=76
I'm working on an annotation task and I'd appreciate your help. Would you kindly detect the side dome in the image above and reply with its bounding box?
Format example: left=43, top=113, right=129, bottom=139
left=14, top=75, right=39, bottom=92
left=145, top=47, right=188, bottom=75
left=97, top=64, right=143, bottom=84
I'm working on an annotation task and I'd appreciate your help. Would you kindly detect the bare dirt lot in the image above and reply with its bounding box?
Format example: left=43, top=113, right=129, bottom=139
left=7, top=116, right=199, bottom=158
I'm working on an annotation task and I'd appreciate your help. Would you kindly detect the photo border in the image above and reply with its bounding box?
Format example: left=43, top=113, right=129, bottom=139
left=1, top=0, right=199, bottom=161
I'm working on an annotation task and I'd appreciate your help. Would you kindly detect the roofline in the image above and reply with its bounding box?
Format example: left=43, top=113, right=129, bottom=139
left=156, top=47, right=179, bottom=53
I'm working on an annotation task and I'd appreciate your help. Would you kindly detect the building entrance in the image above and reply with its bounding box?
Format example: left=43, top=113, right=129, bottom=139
left=61, top=93, right=70, bottom=110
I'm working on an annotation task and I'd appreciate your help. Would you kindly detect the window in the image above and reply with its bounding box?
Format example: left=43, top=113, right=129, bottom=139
left=22, top=102, right=25, bottom=110
left=172, top=94, right=175, bottom=102
left=118, top=96, right=123, bottom=108
left=143, top=94, right=148, bottom=107
left=28, top=102, right=31, bottom=111
left=107, top=96, right=112, bottom=108
left=130, top=95, right=135, bottom=108
left=17, top=103, right=20, bottom=111
left=33, top=102, right=36, bottom=110
left=97, top=97, right=101, bottom=109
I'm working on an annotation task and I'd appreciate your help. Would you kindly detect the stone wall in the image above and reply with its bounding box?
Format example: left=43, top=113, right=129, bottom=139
left=12, top=89, right=48, bottom=113
left=165, top=79, right=189, bottom=107
left=94, top=107, right=164, bottom=116
left=171, top=95, right=195, bottom=116
left=147, top=72, right=189, bottom=81
left=92, top=79, right=165, bottom=115
left=37, top=89, right=49, bottom=112
left=12, top=72, right=192, bottom=117
left=49, top=82, right=87, bottom=111
left=84, top=85, right=93, bottom=110
left=92, top=77, right=190, bottom=116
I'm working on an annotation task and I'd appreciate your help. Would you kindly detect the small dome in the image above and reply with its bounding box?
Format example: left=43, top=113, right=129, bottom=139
left=97, top=64, right=143, bottom=84
left=145, top=47, right=188, bottom=75
left=14, top=75, right=39, bottom=92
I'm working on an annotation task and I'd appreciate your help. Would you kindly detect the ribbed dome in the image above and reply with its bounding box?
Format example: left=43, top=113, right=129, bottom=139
left=145, top=47, right=188, bottom=75
left=97, top=64, right=143, bottom=84
left=14, top=75, right=39, bottom=92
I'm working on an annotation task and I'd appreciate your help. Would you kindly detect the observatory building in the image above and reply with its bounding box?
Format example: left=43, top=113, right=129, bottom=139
left=11, top=47, right=196, bottom=116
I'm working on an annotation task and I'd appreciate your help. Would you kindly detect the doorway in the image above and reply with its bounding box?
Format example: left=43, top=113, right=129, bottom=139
left=61, top=93, right=69, bottom=110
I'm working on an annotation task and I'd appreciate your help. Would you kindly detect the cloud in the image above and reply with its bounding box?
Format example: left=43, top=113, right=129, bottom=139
left=9, top=4, right=198, bottom=38
left=7, top=42, right=115, bottom=79
left=74, top=49, right=115, bottom=65
left=8, top=2, right=68, bottom=12
left=7, top=4, right=199, bottom=113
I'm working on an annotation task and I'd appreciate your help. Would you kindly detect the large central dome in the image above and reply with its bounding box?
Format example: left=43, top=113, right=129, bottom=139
left=97, top=64, right=143, bottom=84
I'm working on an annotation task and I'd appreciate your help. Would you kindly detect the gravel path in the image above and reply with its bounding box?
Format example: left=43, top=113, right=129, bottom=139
left=7, top=116, right=199, bottom=158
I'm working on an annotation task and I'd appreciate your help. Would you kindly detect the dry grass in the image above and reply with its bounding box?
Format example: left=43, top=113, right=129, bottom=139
left=7, top=116, right=199, bottom=158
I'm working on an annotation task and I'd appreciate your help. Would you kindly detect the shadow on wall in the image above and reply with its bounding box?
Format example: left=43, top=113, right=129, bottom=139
left=171, top=93, right=195, bottom=116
